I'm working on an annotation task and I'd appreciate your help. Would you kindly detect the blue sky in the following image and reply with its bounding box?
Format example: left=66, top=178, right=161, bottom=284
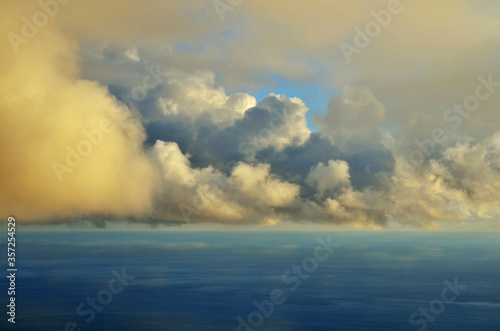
left=249, top=73, right=340, bottom=131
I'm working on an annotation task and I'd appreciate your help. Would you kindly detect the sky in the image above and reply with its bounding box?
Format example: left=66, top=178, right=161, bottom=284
left=1, top=0, right=500, bottom=231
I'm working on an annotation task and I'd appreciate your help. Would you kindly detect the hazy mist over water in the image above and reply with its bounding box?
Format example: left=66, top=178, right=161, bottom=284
left=1, top=231, right=499, bottom=330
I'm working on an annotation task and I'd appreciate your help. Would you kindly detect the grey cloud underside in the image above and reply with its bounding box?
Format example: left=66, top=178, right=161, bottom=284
left=138, top=96, right=396, bottom=192
left=71, top=43, right=500, bottom=228
left=5, top=1, right=500, bottom=229
left=105, top=82, right=396, bottom=226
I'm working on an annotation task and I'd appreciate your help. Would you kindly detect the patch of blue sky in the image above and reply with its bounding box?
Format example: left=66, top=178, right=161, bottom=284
left=226, top=72, right=340, bottom=131
left=253, top=73, right=339, bottom=131
left=173, top=40, right=340, bottom=131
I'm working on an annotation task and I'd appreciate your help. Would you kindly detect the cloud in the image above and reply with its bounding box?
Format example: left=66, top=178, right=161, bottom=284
left=229, top=163, right=300, bottom=207
left=3, top=0, right=500, bottom=230
left=316, top=87, right=385, bottom=140
left=0, top=4, right=158, bottom=222
left=383, top=131, right=500, bottom=227
left=150, top=141, right=300, bottom=225
left=148, top=70, right=256, bottom=126
left=306, top=160, right=351, bottom=194
left=151, top=140, right=248, bottom=224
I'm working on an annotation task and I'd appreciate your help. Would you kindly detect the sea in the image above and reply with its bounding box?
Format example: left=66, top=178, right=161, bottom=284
left=1, top=231, right=499, bottom=330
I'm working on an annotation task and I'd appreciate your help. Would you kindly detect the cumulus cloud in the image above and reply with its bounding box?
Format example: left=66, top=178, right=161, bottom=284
left=380, top=130, right=500, bottom=227
left=254, top=94, right=311, bottom=150
left=151, top=141, right=300, bottom=225
left=0, top=4, right=158, bottom=222
left=151, top=140, right=247, bottom=224
left=2, top=0, right=500, bottom=230
left=306, top=160, right=351, bottom=194
left=316, top=87, right=385, bottom=140
left=149, top=70, right=256, bottom=126
left=229, top=163, right=300, bottom=207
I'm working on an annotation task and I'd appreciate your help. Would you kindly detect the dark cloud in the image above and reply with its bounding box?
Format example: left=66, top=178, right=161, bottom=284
left=346, top=148, right=395, bottom=190
left=257, top=133, right=341, bottom=179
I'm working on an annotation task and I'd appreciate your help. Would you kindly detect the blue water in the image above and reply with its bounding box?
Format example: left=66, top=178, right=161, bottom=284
left=1, top=231, right=499, bottom=330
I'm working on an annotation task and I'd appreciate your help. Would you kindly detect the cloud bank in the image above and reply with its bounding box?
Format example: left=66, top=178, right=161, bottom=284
left=1, top=0, right=500, bottom=229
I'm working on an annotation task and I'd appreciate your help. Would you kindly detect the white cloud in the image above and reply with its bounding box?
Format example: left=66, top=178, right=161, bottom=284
left=316, top=87, right=385, bottom=141
left=230, top=163, right=300, bottom=207
left=307, top=160, right=351, bottom=194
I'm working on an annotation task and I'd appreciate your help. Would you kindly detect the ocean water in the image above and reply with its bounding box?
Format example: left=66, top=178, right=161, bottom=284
left=1, top=231, right=499, bottom=330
